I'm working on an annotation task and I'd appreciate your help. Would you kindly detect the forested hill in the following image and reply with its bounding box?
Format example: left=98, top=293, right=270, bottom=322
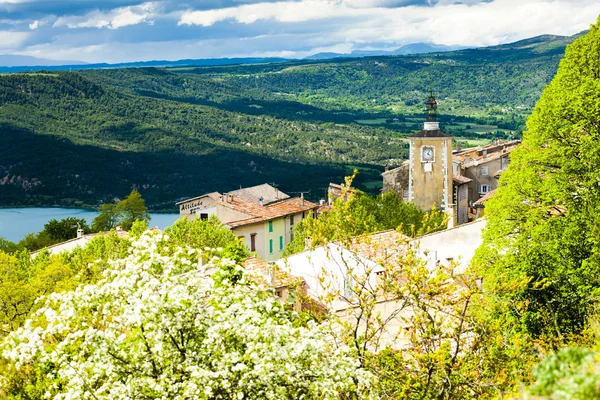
left=0, top=32, right=582, bottom=210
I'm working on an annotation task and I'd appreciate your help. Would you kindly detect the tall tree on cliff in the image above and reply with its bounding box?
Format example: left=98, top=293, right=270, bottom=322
left=473, top=16, right=600, bottom=342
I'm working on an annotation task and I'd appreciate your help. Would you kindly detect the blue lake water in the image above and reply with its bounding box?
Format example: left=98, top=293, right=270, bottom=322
left=0, top=208, right=179, bottom=243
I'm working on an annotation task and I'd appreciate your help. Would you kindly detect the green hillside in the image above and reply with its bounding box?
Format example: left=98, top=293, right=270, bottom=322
left=0, top=32, right=581, bottom=210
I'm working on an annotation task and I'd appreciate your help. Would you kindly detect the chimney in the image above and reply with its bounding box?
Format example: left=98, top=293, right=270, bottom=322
left=319, top=199, right=325, bottom=206
left=300, top=192, right=304, bottom=206
left=384, top=164, right=389, bottom=172
left=116, top=226, right=122, bottom=232
left=259, top=196, right=264, bottom=206
left=275, top=188, right=279, bottom=199
left=77, top=228, right=84, bottom=238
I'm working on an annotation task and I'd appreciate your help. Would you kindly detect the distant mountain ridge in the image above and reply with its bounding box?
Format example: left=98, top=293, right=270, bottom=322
left=305, top=43, right=468, bottom=60
left=0, top=57, right=290, bottom=73
left=0, top=54, right=87, bottom=67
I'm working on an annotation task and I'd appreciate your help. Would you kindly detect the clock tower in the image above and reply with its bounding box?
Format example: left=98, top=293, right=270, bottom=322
left=408, top=93, right=453, bottom=213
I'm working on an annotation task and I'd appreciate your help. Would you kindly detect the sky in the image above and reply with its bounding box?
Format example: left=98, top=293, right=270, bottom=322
left=0, top=0, right=598, bottom=63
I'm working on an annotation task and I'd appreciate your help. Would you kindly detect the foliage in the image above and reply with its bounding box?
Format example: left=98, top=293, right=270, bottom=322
left=43, top=217, right=89, bottom=242
left=286, top=173, right=447, bottom=255
left=0, top=232, right=131, bottom=341
left=472, top=16, right=600, bottom=341
left=280, top=176, right=533, bottom=398
left=0, top=232, right=372, bottom=399
left=91, top=190, right=151, bottom=231
left=529, top=347, right=600, bottom=399
left=0, top=238, right=17, bottom=254
left=11, top=217, right=90, bottom=252
left=165, top=216, right=250, bottom=263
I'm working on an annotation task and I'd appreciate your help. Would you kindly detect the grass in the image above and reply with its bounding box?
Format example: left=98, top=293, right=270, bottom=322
left=355, top=118, right=389, bottom=125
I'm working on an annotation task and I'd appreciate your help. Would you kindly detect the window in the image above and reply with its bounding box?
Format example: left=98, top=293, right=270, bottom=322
left=478, top=184, right=492, bottom=194
left=279, top=236, right=283, bottom=250
left=268, top=220, right=273, bottom=232
left=290, top=215, right=295, bottom=226
left=250, top=233, right=256, bottom=252
left=269, top=239, right=273, bottom=254
left=200, top=213, right=209, bottom=220
left=481, top=166, right=489, bottom=176
left=403, top=189, right=408, bottom=199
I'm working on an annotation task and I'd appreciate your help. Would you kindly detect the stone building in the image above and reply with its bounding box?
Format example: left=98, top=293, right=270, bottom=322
left=452, top=139, right=520, bottom=204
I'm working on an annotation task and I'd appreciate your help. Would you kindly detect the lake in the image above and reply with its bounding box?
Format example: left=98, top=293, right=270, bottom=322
left=0, top=208, right=179, bottom=243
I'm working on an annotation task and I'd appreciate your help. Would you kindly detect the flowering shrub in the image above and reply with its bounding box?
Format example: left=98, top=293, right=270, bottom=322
left=1, top=232, right=372, bottom=399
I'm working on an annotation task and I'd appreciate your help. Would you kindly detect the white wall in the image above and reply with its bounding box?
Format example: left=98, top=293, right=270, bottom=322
left=411, top=219, right=486, bottom=274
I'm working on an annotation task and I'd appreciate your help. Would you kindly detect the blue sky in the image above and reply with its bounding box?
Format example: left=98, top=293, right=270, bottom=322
left=0, top=0, right=599, bottom=63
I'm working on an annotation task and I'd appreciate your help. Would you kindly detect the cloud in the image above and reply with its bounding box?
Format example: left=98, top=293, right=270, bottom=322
left=53, top=2, right=157, bottom=30
left=178, top=0, right=600, bottom=48
left=0, top=30, right=29, bottom=50
left=1, top=0, right=599, bottom=63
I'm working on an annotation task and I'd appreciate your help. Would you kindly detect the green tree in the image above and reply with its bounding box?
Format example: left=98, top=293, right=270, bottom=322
left=91, top=203, right=120, bottom=232
left=92, top=190, right=151, bottom=232
left=43, top=217, right=89, bottom=242
left=286, top=173, right=447, bottom=255
left=117, top=190, right=150, bottom=230
left=0, top=237, right=17, bottom=254
left=165, top=216, right=250, bottom=263
left=473, top=16, right=600, bottom=342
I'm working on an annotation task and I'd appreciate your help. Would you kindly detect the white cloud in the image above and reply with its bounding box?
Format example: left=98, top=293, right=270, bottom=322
left=54, top=2, right=157, bottom=30
left=29, top=20, right=40, bottom=30
left=0, top=30, right=29, bottom=50
left=178, top=0, right=600, bottom=48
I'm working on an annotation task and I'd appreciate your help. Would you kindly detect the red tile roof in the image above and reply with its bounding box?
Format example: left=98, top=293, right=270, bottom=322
left=222, top=196, right=318, bottom=228
left=473, top=189, right=496, bottom=207
left=242, top=257, right=303, bottom=289
left=452, top=174, right=472, bottom=185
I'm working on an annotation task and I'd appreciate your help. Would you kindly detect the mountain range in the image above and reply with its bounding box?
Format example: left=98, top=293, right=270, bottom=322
left=304, top=43, right=467, bottom=60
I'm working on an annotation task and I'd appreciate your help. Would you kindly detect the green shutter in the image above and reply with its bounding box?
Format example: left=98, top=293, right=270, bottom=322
left=269, top=221, right=273, bottom=232
left=279, top=236, right=283, bottom=250
left=269, top=239, right=273, bottom=254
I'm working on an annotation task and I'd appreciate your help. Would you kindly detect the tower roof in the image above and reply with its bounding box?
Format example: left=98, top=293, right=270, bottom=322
left=409, top=128, right=452, bottom=138
left=409, top=91, right=452, bottom=138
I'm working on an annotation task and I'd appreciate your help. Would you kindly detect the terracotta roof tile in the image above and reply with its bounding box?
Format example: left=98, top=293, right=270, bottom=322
left=453, top=174, right=472, bottom=185
left=242, top=257, right=303, bottom=289
left=349, top=230, right=410, bottom=265
left=223, top=197, right=318, bottom=228
left=228, top=184, right=289, bottom=205
left=473, top=189, right=496, bottom=207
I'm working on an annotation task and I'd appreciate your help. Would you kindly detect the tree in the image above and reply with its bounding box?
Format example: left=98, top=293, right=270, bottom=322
left=43, top=217, right=89, bottom=242
left=286, top=173, right=447, bottom=255
left=92, top=190, right=151, bottom=232
left=278, top=177, right=528, bottom=398
left=91, top=203, right=120, bottom=232
left=472, top=16, right=600, bottom=342
left=1, top=232, right=372, bottom=399
left=0, top=238, right=17, bottom=254
left=117, top=190, right=150, bottom=230
left=165, top=216, right=250, bottom=263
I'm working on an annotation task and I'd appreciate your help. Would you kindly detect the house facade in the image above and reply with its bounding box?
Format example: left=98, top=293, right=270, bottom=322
left=452, top=139, right=519, bottom=203
left=177, top=184, right=318, bottom=261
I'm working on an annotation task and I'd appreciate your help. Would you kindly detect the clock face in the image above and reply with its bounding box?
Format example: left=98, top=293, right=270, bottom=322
left=422, top=148, right=434, bottom=161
